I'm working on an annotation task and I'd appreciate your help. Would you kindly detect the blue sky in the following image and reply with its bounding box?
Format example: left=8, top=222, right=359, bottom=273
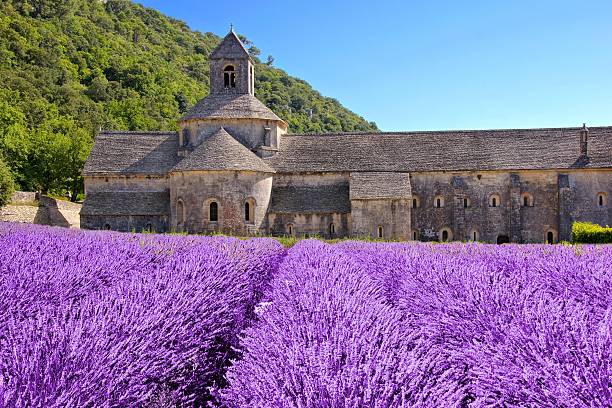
left=137, top=0, right=612, bottom=131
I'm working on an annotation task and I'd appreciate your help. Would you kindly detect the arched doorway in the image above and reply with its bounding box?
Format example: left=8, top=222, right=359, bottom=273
left=496, top=235, right=510, bottom=244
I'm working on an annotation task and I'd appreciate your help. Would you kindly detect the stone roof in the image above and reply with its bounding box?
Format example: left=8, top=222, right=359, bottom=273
left=81, top=191, right=170, bottom=216
left=172, top=127, right=275, bottom=173
left=181, top=93, right=284, bottom=123
left=269, top=184, right=350, bottom=214
left=210, top=30, right=251, bottom=60
left=84, top=131, right=178, bottom=175
left=350, top=172, right=412, bottom=200
left=268, top=127, right=612, bottom=173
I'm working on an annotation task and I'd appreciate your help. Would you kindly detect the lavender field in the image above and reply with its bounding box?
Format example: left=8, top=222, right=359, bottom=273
left=0, top=223, right=610, bottom=407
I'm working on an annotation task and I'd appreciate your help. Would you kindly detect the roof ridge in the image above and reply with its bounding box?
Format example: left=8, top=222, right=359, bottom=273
left=98, top=130, right=176, bottom=135
left=286, top=125, right=612, bottom=137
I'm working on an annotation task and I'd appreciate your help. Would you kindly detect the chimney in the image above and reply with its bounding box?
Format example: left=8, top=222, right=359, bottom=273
left=579, top=123, right=588, bottom=157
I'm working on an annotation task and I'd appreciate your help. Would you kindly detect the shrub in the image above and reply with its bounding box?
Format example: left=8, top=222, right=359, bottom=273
left=572, top=221, right=612, bottom=244
left=0, top=158, right=15, bottom=207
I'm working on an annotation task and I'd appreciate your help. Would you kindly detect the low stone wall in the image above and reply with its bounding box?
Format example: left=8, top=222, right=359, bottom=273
left=0, top=192, right=81, bottom=228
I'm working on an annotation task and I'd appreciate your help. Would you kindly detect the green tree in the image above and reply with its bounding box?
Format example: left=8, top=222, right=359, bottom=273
left=0, top=157, right=15, bottom=207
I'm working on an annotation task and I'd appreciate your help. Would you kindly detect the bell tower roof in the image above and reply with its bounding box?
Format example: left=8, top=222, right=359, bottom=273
left=210, top=29, right=251, bottom=60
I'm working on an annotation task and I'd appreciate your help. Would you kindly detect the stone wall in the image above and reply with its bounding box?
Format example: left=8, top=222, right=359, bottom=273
left=0, top=192, right=81, bottom=228
left=558, top=170, right=611, bottom=241
left=170, top=170, right=273, bottom=235
left=350, top=199, right=411, bottom=240
left=80, top=215, right=168, bottom=232
left=409, top=169, right=610, bottom=243
left=179, top=118, right=285, bottom=153
left=85, top=175, right=169, bottom=193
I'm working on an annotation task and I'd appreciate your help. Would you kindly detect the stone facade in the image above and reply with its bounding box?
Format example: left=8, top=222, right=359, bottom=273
left=81, top=30, right=612, bottom=242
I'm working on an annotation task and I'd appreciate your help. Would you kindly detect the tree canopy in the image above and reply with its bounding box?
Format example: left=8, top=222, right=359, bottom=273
left=0, top=0, right=377, bottom=200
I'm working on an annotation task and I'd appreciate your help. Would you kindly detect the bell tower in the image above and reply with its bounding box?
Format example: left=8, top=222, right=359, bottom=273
left=209, top=28, right=255, bottom=96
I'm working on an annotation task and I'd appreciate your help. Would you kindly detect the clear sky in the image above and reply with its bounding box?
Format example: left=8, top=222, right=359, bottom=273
left=136, top=0, right=611, bottom=131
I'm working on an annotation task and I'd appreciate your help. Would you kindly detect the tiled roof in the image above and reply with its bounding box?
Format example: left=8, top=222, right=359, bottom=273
left=210, top=30, right=250, bottom=60
left=83, top=131, right=178, bottom=175
left=268, top=127, right=612, bottom=172
left=269, top=184, right=350, bottom=214
left=172, top=127, right=275, bottom=173
left=81, top=191, right=170, bottom=216
left=350, top=172, right=412, bottom=200
left=180, top=93, right=283, bottom=123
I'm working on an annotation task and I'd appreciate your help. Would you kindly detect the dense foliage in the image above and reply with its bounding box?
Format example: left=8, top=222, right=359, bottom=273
left=3, top=223, right=609, bottom=406
left=0, top=0, right=377, bottom=199
left=572, top=221, right=612, bottom=243
left=0, top=158, right=14, bottom=206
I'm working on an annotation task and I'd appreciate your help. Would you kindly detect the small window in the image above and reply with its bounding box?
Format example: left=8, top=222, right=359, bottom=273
left=209, top=201, right=218, bottom=222
left=597, top=193, right=607, bottom=207
left=412, top=197, right=420, bottom=209
left=412, top=230, right=418, bottom=241
left=434, top=196, right=444, bottom=208
left=522, top=192, right=534, bottom=207
left=177, top=200, right=185, bottom=224
left=463, top=197, right=471, bottom=208
left=377, top=225, right=384, bottom=239
left=224, top=65, right=236, bottom=88
left=470, top=230, right=479, bottom=241
left=182, top=128, right=190, bottom=146
left=244, top=202, right=250, bottom=222
left=547, top=231, right=555, bottom=244
left=489, top=194, right=501, bottom=208
left=329, top=223, right=335, bottom=236
left=287, top=224, right=293, bottom=236
left=104, top=223, right=111, bottom=230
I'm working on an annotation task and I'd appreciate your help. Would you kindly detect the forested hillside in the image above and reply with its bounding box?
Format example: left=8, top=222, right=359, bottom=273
left=0, top=0, right=377, bottom=200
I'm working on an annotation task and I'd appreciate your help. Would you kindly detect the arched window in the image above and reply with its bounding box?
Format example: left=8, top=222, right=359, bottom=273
left=181, top=128, right=190, bottom=147
left=463, top=197, right=471, bottom=208
left=522, top=192, right=534, bottom=207
left=440, top=228, right=452, bottom=242
left=377, top=225, right=384, bottom=239
left=434, top=195, right=444, bottom=208
left=177, top=200, right=185, bottom=225
left=489, top=194, right=501, bottom=208
left=412, top=196, right=420, bottom=209
left=329, top=223, right=335, bottom=236
left=597, top=192, right=607, bottom=207
left=224, top=65, right=236, bottom=88
left=287, top=224, right=293, bottom=236
left=547, top=230, right=555, bottom=244
left=412, top=230, right=418, bottom=241
left=209, top=201, right=218, bottom=222
left=470, top=230, right=479, bottom=242
left=244, top=198, right=256, bottom=223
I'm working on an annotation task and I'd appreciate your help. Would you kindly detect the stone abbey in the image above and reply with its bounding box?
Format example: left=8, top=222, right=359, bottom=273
left=82, top=30, right=612, bottom=243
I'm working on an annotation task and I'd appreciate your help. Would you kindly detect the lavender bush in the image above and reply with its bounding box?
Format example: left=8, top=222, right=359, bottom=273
left=225, top=241, right=611, bottom=407
left=1, top=223, right=610, bottom=407
left=0, top=223, right=284, bottom=407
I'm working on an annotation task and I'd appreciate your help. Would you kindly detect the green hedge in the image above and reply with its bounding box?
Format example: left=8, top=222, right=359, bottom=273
left=572, top=222, right=612, bottom=244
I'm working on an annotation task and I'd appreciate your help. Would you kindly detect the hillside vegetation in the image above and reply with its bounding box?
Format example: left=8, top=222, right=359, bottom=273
left=0, top=0, right=377, bottom=200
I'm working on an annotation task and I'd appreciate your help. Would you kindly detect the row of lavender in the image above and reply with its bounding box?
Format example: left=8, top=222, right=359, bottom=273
left=0, top=223, right=284, bottom=407
left=1, top=223, right=611, bottom=407
left=224, top=241, right=612, bottom=407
